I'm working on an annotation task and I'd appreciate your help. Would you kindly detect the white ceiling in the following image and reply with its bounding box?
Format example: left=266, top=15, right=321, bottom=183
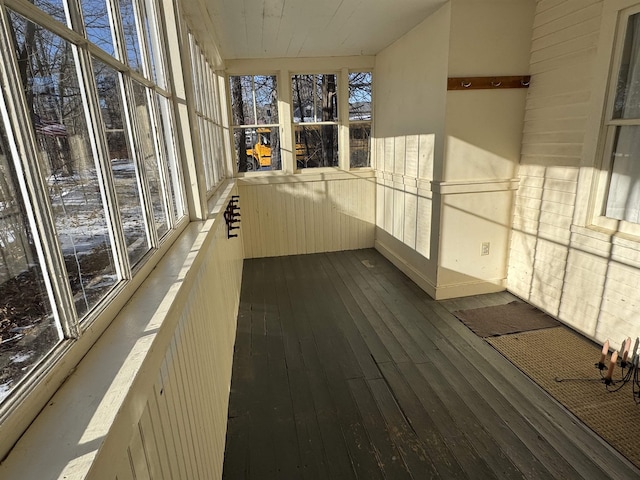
left=201, top=0, right=447, bottom=60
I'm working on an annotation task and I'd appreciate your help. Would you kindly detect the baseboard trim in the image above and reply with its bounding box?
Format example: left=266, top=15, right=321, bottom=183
left=374, top=239, right=437, bottom=299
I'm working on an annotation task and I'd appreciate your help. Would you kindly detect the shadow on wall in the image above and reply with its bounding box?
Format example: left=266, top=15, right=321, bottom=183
left=375, top=133, right=518, bottom=296
left=509, top=164, right=640, bottom=346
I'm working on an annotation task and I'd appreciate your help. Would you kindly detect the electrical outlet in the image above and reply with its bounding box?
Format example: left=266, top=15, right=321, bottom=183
left=481, top=242, right=490, bottom=256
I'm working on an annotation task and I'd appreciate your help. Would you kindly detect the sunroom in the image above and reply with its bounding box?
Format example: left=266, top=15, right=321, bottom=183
left=1, top=0, right=640, bottom=478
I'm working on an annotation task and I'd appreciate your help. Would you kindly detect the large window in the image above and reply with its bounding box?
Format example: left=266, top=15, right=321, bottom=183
left=230, top=75, right=281, bottom=172
left=292, top=73, right=338, bottom=168
left=603, top=10, right=640, bottom=223
left=0, top=0, right=185, bottom=405
left=190, top=34, right=227, bottom=190
left=228, top=69, right=372, bottom=173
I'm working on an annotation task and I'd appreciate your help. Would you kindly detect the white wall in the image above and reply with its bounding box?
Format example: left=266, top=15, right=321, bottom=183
left=374, top=0, right=535, bottom=299
left=508, top=0, right=640, bottom=346
left=437, top=0, right=535, bottom=298
left=373, top=3, right=451, bottom=296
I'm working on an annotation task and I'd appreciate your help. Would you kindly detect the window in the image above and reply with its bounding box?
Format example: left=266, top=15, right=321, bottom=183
left=93, top=59, right=150, bottom=266
left=189, top=35, right=227, bottom=190
left=230, top=75, right=281, bottom=172
left=0, top=0, right=185, bottom=406
left=227, top=69, right=372, bottom=175
left=292, top=74, right=338, bottom=168
left=0, top=120, right=61, bottom=403
left=603, top=10, right=640, bottom=223
left=349, top=72, right=372, bottom=168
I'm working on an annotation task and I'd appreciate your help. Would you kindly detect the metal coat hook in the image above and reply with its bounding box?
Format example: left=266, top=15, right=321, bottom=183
left=491, top=79, right=502, bottom=87
left=224, top=195, right=241, bottom=239
left=461, top=80, right=472, bottom=88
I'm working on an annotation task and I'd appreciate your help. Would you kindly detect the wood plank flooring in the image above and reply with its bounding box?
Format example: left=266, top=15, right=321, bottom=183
left=222, top=249, right=640, bottom=479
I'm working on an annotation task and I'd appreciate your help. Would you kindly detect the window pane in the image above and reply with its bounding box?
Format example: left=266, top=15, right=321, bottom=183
left=614, top=13, right=640, bottom=119
left=233, top=127, right=281, bottom=171
left=93, top=58, right=150, bottom=266
left=0, top=121, right=61, bottom=403
left=254, top=75, right=278, bottom=124
left=9, top=13, right=119, bottom=317
left=80, top=0, right=115, bottom=55
left=292, top=74, right=338, bottom=123
left=294, top=125, right=338, bottom=168
left=350, top=123, right=371, bottom=168
left=141, top=0, right=163, bottom=87
left=120, top=0, right=143, bottom=73
left=33, top=0, right=66, bottom=23
left=230, top=76, right=255, bottom=125
left=214, top=124, right=225, bottom=181
left=197, top=117, right=210, bottom=188
left=229, top=75, right=278, bottom=126
left=156, top=94, right=185, bottom=221
left=349, top=72, right=372, bottom=121
left=132, top=80, right=168, bottom=237
left=605, top=125, right=640, bottom=221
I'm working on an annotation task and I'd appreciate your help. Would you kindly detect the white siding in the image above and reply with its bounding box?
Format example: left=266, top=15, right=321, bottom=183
left=508, top=0, right=600, bottom=320
left=506, top=0, right=640, bottom=345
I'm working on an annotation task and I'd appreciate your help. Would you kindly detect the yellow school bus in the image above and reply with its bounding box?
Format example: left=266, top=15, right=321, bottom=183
left=246, top=128, right=307, bottom=170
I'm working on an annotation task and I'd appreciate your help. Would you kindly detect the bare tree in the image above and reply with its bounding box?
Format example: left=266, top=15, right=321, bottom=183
left=321, top=74, right=336, bottom=167
left=231, top=76, right=249, bottom=172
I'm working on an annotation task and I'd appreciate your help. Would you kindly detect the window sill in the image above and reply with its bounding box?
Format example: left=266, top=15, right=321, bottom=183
left=237, top=168, right=375, bottom=185
left=573, top=221, right=640, bottom=244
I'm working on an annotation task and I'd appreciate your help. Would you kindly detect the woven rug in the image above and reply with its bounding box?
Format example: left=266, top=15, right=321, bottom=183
left=453, top=301, right=560, bottom=337
left=486, top=326, right=640, bottom=469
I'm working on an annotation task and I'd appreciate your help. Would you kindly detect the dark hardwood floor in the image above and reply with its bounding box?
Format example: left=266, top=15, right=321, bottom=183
left=222, top=249, right=639, bottom=479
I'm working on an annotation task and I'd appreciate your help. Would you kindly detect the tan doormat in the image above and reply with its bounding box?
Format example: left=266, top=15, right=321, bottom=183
left=487, top=326, right=640, bottom=469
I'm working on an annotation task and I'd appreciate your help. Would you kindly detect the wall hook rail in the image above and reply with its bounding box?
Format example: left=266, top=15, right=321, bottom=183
left=448, top=75, right=531, bottom=90
left=224, top=195, right=240, bottom=239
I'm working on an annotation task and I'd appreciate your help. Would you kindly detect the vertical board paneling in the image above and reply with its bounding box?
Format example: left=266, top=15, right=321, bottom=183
left=152, top=380, right=179, bottom=479
left=375, top=130, right=434, bottom=264
left=138, top=404, right=167, bottom=480
left=128, top=426, right=151, bottom=480
left=81, top=204, right=243, bottom=480
left=239, top=177, right=375, bottom=258
left=404, top=188, right=417, bottom=250
left=94, top=209, right=244, bottom=480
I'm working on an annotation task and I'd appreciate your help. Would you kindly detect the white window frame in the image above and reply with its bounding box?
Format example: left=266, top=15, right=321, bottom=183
left=290, top=71, right=341, bottom=171
left=228, top=73, right=282, bottom=173
left=225, top=59, right=375, bottom=177
left=347, top=69, right=373, bottom=169
left=188, top=33, right=228, bottom=193
left=584, top=1, right=640, bottom=237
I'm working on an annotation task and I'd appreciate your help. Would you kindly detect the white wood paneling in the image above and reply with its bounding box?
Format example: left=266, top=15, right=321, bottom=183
left=206, top=0, right=445, bottom=59
left=111, top=207, right=243, bottom=480
left=238, top=174, right=376, bottom=258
